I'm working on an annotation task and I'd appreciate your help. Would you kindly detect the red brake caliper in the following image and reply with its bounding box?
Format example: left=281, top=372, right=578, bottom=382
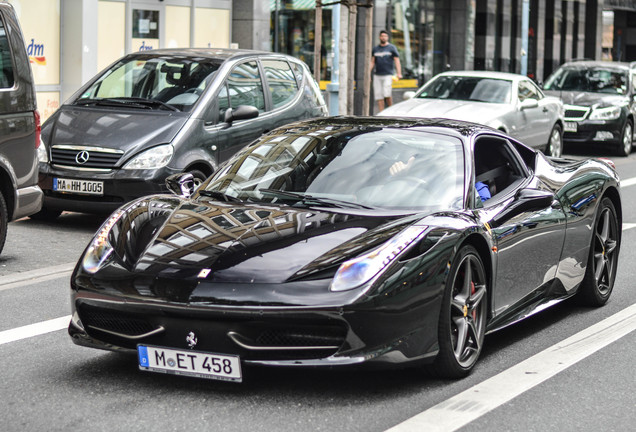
left=471, top=281, right=477, bottom=320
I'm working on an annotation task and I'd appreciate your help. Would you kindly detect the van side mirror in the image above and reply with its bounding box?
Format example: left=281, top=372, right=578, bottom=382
left=224, top=105, right=259, bottom=125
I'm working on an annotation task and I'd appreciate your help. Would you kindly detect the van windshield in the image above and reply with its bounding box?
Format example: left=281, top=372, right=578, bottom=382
left=76, top=56, right=222, bottom=112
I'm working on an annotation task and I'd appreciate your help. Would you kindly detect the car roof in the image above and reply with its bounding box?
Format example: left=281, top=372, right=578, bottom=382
left=558, top=60, right=631, bottom=71
left=122, top=48, right=294, bottom=62
left=436, top=70, right=531, bottom=81
left=277, top=116, right=499, bottom=139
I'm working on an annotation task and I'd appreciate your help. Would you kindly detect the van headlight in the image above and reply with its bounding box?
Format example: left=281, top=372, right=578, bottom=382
left=122, top=144, right=173, bottom=170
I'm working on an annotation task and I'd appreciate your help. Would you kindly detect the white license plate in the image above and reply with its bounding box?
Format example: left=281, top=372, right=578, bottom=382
left=138, top=345, right=242, bottom=382
left=564, top=122, right=577, bottom=132
left=53, top=178, right=104, bottom=195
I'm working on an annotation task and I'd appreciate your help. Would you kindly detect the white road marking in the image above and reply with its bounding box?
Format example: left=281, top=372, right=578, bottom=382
left=621, top=176, right=636, bottom=188
left=624, top=223, right=636, bottom=231
left=0, top=262, right=75, bottom=292
left=386, top=303, right=636, bottom=432
left=0, top=316, right=71, bottom=345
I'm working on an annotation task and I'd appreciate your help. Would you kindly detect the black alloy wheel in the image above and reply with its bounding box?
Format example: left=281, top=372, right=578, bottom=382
left=432, top=245, right=488, bottom=378
left=577, top=197, right=620, bottom=306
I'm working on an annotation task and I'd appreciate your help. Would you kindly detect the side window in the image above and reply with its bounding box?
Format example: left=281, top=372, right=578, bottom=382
left=262, top=59, right=299, bottom=109
left=0, top=16, right=15, bottom=88
left=473, top=137, right=526, bottom=205
left=217, top=83, right=230, bottom=122
left=227, top=61, right=265, bottom=113
left=518, top=80, right=541, bottom=102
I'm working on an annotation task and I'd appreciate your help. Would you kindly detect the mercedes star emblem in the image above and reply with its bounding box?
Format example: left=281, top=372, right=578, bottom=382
left=75, top=150, right=90, bottom=165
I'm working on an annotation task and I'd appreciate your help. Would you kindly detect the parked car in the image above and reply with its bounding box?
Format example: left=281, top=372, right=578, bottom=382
left=378, top=71, right=565, bottom=157
left=36, top=49, right=327, bottom=219
left=0, top=3, right=43, bottom=254
left=68, top=117, right=620, bottom=382
left=542, top=60, right=635, bottom=156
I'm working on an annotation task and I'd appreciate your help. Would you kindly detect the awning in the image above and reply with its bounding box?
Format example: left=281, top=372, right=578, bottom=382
left=269, top=0, right=333, bottom=11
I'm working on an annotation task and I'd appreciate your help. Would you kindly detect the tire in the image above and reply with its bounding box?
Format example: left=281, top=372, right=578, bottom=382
left=617, top=120, right=632, bottom=157
left=431, top=245, right=488, bottom=378
left=187, top=169, right=208, bottom=189
left=0, top=192, right=7, bottom=255
left=546, top=124, right=563, bottom=158
left=576, top=197, right=620, bottom=306
left=29, top=207, right=62, bottom=221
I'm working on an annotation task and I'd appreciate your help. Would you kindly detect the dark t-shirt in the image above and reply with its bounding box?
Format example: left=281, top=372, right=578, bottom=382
left=372, top=43, right=399, bottom=76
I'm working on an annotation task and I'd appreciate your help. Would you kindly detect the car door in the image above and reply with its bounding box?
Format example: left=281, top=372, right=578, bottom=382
left=213, top=60, right=271, bottom=162
left=473, top=136, right=566, bottom=314
left=514, top=80, right=552, bottom=148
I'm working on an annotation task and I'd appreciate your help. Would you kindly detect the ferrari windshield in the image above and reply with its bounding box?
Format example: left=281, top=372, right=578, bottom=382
left=76, top=56, right=222, bottom=112
left=543, top=67, right=628, bottom=94
left=416, top=75, right=512, bottom=103
left=202, top=127, right=465, bottom=211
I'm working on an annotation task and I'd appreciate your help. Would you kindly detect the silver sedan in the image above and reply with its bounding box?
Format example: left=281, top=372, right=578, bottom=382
left=379, top=71, right=565, bottom=157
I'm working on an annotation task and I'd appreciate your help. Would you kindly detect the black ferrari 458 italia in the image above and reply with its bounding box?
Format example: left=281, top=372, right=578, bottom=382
left=68, top=117, right=622, bottom=382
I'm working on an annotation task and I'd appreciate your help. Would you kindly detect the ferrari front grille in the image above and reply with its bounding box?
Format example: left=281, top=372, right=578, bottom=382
left=78, top=305, right=161, bottom=339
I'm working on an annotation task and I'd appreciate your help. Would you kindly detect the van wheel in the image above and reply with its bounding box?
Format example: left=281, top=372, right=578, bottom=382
left=29, top=207, right=62, bottom=221
left=0, top=193, right=7, bottom=255
left=187, top=169, right=208, bottom=189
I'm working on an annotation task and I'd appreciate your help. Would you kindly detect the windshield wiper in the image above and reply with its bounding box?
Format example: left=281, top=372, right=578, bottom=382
left=198, top=190, right=242, bottom=203
left=258, top=189, right=376, bottom=210
left=74, top=97, right=180, bottom=111
left=120, top=97, right=180, bottom=112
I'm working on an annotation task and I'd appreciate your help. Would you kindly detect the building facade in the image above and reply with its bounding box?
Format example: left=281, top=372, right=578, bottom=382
left=9, top=0, right=636, bottom=119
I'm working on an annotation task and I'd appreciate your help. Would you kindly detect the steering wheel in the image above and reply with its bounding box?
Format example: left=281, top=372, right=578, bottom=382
left=388, top=175, right=429, bottom=188
left=185, top=88, right=203, bottom=95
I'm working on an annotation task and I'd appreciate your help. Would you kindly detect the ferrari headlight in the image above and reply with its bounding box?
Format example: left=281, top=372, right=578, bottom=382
left=589, top=106, right=621, bottom=121
left=122, top=144, right=173, bottom=170
left=330, top=225, right=428, bottom=292
left=81, top=208, right=126, bottom=273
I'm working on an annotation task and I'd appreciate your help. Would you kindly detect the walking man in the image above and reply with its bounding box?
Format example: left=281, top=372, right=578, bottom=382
left=370, top=30, right=402, bottom=113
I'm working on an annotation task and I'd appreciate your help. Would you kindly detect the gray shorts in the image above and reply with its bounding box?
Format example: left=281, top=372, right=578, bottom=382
left=374, top=74, right=393, bottom=100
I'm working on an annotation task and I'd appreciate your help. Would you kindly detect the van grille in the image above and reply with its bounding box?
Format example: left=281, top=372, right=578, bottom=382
left=51, top=146, right=123, bottom=169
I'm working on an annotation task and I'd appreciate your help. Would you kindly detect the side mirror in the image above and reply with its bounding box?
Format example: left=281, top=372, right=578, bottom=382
left=403, top=91, right=416, bottom=101
left=519, top=98, right=539, bottom=110
left=491, top=188, right=554, bottom=227
left=166, top=173, right=195, bottom=198
left=224, top=105, right=259, bottom=125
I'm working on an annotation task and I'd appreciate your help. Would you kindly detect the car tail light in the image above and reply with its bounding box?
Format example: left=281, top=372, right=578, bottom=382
left=34, top=110, right=41, bottom=149
left=598, top=157, right=615, bottom=170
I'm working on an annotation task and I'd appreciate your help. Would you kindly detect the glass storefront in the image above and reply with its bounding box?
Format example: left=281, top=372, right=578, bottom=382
left=269, top=0, right=449, bottom=87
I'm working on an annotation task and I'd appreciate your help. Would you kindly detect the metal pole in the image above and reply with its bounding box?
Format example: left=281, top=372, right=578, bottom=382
left=362, top=1, right=373, bottom=116
left=314, top=2, right=323, bottom=83
left=327, top=3, right=340, bottom=115
left=338, top=2, right=349, bottom=116
left=347, top=2, right=357, bottom=115
left=521, top=0, right=529, bottom=76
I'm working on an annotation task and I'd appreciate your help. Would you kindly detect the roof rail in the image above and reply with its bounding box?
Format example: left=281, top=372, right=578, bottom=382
left=570, top=58, right=593, bottom=62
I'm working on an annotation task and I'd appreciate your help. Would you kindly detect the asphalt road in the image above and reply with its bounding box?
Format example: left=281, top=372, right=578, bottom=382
left=1, top=147, right=635, bottom=432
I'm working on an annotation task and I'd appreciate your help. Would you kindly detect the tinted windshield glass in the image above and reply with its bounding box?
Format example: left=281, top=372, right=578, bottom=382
left=544, top=67, right=628, bottom=94
left=202, top=127, right=465, bottom=211
left=77, top=56, right=222, bottom=111
left=417, top=76, right=512, bottom=103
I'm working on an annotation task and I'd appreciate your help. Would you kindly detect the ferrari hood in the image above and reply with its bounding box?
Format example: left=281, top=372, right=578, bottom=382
left=543, top=90, right=628, bottom=108
left=114, top=196, right=415, bottom=284
left=42, top=106, right=189, bottom=161
left=379, top=98, right=510, bottom=125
